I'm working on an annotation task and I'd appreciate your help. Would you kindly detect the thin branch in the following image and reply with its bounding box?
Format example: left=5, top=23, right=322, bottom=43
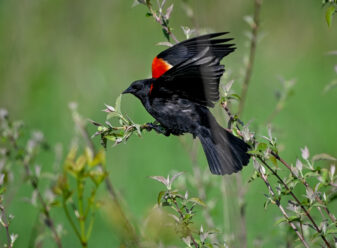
left=221, top=103, right=332, bottom=247
left=271, top=151, right=337, bottom=224
left=71, top=110, right=139, bottom=245
left=62, top=198, right=81, bottom=242
left=257, top=156, right=332, bottom=248
left=146, top=1, right=179, bottom=43
left=173, top=199, right=198, bottom=248
left=180, top=139, right=217, bottom=229
left=238, top=0, right=262, bottom=116
left=180, top=138, right=220, bottom=246
left=255, top=160, right=310, bottom=248
left=23, top=158, right=63, bottom=248
left=0, top=205, right=12, bottom=248
left=221, top=103, right=248, bottom=248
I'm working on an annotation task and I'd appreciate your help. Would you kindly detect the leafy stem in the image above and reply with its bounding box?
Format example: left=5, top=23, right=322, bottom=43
left=271, top=151, right=337, bottom=225
left=145, top=0, right=179, bottom=43
left=0, top=205, right=12, bottom=248
left=62, top=197, right=82, bottom=244
left=77, top=178, right=87, bottom=247
left=254, top=158, right=310, bottom=248
left=256, top=156, right=332, bottom=248
left=172, top=198, right=199, bottom=248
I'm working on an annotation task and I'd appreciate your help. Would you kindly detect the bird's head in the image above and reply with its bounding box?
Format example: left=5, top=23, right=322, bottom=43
left=122, top=79, right=153, bottom=100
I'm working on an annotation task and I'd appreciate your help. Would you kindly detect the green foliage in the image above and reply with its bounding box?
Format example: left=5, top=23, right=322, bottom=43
left=323, top=0, right=337, bottom=26
left=91, top=95, right=148, bottom=148
left=150, top=172, right=224, bottom=248
left=54, top=147, right=107, bottom=248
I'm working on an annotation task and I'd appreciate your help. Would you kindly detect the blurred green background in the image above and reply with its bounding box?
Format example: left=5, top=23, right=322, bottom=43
left=0, top=0, right=336, bottom=247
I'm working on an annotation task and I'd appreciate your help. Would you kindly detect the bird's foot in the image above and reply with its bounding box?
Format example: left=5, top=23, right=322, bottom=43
left=146, top=122, right=171, bottom=136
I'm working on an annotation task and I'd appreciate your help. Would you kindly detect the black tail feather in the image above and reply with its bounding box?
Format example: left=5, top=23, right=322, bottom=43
left=198, top=125, right=250, bottom=175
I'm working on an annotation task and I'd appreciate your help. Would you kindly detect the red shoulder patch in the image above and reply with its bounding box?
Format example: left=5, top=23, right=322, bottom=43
left=152, top=57, right=172, bottom=78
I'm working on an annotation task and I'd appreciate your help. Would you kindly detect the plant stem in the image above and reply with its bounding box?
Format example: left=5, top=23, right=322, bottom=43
left=257, top=156, right=332, bottom=248
left=173, top=199, right=198, bottom=248
left=71, top=109, right=139, bottom=246
left=180, top=138, right=220, bottom=245
left=0, top=205, right=12, bottom=248
left=77, top=179, right=87, bottom=247
left=62, top=198, right=81, bottom=243
left=86, top=210, right=96, bottom=240
left=238, top=0, right=262, bottom=116
left=221, top=102, right=248, bottom=247
left=255, top=160, right=310, bottom=248
left=271, top=151, right=337, bottom=225
left=146, top=1, right=179, bottom=43
left=23, top=158, right=63, bottom=248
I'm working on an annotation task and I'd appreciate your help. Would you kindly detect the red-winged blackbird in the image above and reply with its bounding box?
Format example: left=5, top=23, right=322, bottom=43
left=123, top=32, right=250, bottom=175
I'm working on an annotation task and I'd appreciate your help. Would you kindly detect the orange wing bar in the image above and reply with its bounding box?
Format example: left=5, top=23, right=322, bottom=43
left=152, top=57, right=172, bottom=79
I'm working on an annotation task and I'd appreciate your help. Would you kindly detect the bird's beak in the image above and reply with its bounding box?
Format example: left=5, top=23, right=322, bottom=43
left=122, top=87, right=132, bottom=94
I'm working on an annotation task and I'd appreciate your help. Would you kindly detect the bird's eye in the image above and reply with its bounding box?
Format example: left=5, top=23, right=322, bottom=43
left=133, top=84, right=143, bottom=90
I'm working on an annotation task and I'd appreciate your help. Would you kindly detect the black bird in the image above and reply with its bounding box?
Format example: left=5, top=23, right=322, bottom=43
left=123, top=32, right=250, bottom=175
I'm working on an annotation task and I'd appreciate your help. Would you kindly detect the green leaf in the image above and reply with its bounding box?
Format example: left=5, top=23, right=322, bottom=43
left=150, top=176, right=168, bottom=187
left=106, top=112, right=121, bottom=120
left=275, top=217, right=287, bottom=225
left=145, top=12, right=153, bottom=17
left=257, top=142, right=268, bottom=152
left=326, top=6, right=335, bottom=27
left=269, top=155, right=277, bottom=166
left=327, top=227, right=337, bottom=234
left=89, top=169, right=107, bottom=186
left=304, top=171, right=318, bottom=178
left=288, top=215, right=301, bottom=223
left=312, top=153, right=337, bottom=162
left=162, top=28, right=170, bottom=41
left=134, top=124, right=142, bottom=136
left=247, top=149, right=259, bottom=155
left=115, top=94, right=122, bottom=113
left=230, top=93, right=241, bottom=100
left=0, top=186, right=6, bottom=194
left=275, top=215, right=300, bottom=225
left=312, top=202, right=327, bottom=208
left=188, top=197, right=206, bottom=207
left=157, top=191, right=166, bottom=205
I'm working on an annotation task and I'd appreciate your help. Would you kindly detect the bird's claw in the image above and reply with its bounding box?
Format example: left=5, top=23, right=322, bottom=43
left=146, top=122, right=171, bottom=136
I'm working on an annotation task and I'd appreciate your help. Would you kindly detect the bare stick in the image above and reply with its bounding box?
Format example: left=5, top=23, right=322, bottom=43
left=238, top=0, right=262, bottom=116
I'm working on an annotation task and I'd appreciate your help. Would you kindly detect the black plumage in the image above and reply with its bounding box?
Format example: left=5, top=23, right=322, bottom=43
left=123, top=32, right=250, bottom=175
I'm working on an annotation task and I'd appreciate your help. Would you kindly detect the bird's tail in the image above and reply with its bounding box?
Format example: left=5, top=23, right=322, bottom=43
left=198, top=123, right=250, bottom=175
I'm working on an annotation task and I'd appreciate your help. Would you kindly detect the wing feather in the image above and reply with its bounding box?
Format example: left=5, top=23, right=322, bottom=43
left=150, top=33, right=235, bottom=107
left=152, top=47, right=226, bottom=107
left=155, top=32, right=235, bottom=67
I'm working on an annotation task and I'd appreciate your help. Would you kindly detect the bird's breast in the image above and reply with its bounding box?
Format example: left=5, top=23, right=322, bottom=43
left=146, top=97, right=202, bottom=134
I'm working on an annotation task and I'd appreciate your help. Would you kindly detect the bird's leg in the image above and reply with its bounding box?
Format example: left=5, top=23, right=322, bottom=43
left=146, top=122, right=171, bottom=136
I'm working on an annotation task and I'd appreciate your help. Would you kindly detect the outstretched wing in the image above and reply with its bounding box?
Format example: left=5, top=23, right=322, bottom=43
left=151, top=41, right=235, bottom=107
left=152, top=32, right=235, bottom=79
